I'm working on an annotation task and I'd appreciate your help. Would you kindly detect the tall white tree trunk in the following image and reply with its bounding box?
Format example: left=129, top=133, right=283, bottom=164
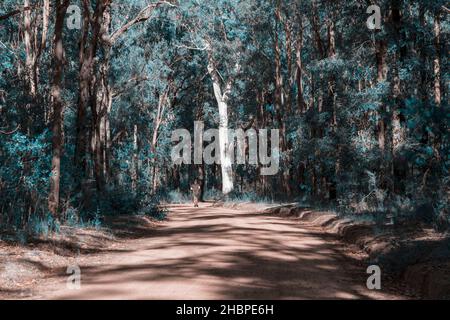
left=206, top=50, right=234, bottom=195
left=132, top=124, right=138, bottom=191
left=217, top=97, right=234, bottom=195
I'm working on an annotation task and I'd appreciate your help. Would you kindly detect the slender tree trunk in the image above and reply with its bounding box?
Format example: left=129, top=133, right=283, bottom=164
left=150, top=130, right=158, bottom=193
left=40, top=0, right=50, bottom=53
left=296, top=12, right=306, bottom=113
left=21, top=0, right=49, bottom=100
left=376, top=38, right=388, bottom=165
left=433, top=13, right=441, bottom=106
left=418, top=5, right=428, bottom=103
left=150, top=88, right=169, bottom=192
left=75, top=1, right=109, bottom=193
left=97, top=5, right=112, bottom=183
left=274, top=1, right=286, bottom=151
left=311, top=0, right=325, bottom=59
left=327, top=16, right=338, bottom=201
left=132, top=124, right=138, bottom=191
left=390, top=1, right=407, bottom=194
left=48, top=0, right=69, bottom=218
left=23, top=0, right=37, bottom=97
left=283, top=16, right=293, bottom=115
left=327, top=18, right=336, bottom=126
left=75, top=0, right=98, bottom=175
left=274, top=0, right=291, bottom=196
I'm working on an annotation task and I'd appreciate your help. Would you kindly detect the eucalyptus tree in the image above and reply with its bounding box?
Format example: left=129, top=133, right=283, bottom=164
left=176, top=0, right=254, bottom=195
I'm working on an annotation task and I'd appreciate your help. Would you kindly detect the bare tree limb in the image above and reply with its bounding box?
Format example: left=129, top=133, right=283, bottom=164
left=108, top=1, right=177, bottom=45
left=0, top=5, right=42, bottom=21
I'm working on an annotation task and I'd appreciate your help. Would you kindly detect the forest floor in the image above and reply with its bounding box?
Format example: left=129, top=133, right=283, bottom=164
left=1, top=202, right=430, bottom=299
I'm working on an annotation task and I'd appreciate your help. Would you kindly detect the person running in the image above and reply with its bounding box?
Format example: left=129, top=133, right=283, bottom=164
left=190, top=179, right=201, bottom=208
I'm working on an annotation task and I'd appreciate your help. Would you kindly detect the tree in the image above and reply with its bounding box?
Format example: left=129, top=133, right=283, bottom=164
left=178, top=0, right=250, bottom=196
left=48, top=0, right=70, bottom=218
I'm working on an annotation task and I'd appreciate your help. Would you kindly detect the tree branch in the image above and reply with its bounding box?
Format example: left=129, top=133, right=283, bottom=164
left=108, top=1, right=177, bottom=45
left=0, top=5, right=41, bottom=21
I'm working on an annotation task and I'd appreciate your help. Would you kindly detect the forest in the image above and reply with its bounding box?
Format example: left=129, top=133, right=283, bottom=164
left=0, top=0, right=448, bottom=235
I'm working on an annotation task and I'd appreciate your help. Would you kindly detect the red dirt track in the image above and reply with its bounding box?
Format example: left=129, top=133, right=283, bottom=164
left=34, top=203, right=405, bottom=299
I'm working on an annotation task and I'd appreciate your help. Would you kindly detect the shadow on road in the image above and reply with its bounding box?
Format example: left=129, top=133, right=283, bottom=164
left=35, top=204, right=402, bottom=300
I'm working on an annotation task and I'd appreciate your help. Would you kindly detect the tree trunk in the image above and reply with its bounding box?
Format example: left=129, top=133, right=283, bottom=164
left=390, top=0, right=407, bottom=194
left=376, top=39, right=388, bottom=158
left=311, top=0, right=325, bottom=59
left=296, top=12, right=306, bottom=113
left=433, top=13, right=441, bottom=106
left=274, top=0, right=291, bottom=196
left=23, top=0, right=37, bottom=97
left=274, top=1, right=286, bottom=151
left=327, top=17, right=338, bottom=201
left=206, top=50, right=234, bottom=196
left=283, top=16, right=293, bottom=115
left=132, top=124, right=138, bottom=191
left=75, top=0, right=110, bottom=193
left=150, top=88, right=169, bottom=192
left=48, top=0, right=69, bottom=219
left=97, top=5, right=112, bottom=184
left=75, top=0, right=101, bottom=175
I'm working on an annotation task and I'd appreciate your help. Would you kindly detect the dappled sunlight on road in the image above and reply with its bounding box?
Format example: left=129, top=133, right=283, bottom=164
left=36, top=203, right=403, bottom=300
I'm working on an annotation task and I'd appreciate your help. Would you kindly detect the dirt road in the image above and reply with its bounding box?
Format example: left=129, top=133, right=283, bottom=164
left=34, top=204, right=404, bottom=299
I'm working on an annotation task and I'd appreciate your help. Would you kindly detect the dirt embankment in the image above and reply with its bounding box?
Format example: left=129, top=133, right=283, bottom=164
left=260, top=204, right=450, bottom=299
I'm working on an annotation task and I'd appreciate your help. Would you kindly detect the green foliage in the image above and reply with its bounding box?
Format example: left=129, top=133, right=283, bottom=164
left=166, top=190, right=191, bottom=204
left=0, top=0, right=449, bottom=238
left=225, top=190, right=271, bottom=204
left=0, top=130, right=51, bottom=229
